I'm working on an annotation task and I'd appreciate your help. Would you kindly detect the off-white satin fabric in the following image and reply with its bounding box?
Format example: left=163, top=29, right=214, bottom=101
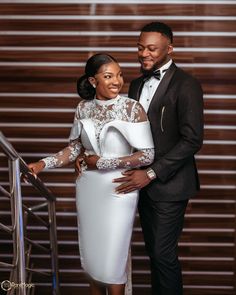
left=73, top=119, right=154, bottom=284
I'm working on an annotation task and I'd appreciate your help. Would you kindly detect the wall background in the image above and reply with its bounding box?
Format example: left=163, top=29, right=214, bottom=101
left=0, top=0, right=235, bottom=294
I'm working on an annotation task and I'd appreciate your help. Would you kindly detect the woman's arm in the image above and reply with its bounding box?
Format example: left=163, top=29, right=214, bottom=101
left=42, top=140, right=82, bottom=169
left=29, top=102, right=83, bottom=174
left=96, top=148, right=154, bottom=170
left=28, top=140, right=82, bottom=175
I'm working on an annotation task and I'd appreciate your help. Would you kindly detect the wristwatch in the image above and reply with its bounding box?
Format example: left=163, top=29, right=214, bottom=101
left=146, top=168, right=157, bottom=181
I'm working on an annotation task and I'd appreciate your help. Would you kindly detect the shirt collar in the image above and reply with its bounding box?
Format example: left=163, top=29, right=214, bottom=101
left=159, top=59, right=172, bottom=75
left=143, top=59, right=172, bottom=85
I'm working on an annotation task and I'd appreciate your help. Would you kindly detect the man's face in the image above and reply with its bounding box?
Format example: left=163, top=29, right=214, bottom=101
left=137, top=32, right=173, bottom=72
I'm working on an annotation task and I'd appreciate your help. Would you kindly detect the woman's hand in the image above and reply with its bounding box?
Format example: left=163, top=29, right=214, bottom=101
left=21, top=161, right=45, bottom=183
left=28, top=161, right=45, bottom=175
left=75, top=157, right=82, bottom=177
left=84, top=154, right=100, bottom=169
left=76, top=153, right=100, bottom=176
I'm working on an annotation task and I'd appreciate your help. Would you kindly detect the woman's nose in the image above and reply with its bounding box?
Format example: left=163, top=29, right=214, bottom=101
left=112, top=77, right=120, bottom=84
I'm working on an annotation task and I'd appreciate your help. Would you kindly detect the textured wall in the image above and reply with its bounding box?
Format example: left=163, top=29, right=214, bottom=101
left=0, top=1, right=235, bottom=294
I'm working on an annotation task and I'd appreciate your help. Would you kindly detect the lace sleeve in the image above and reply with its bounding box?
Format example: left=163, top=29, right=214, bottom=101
left=96, top=100, right=154, bottom=170
left=41, top=103, right=82, bottom=169
left=96, top=148, right=154, bottom=170
left=41, top=140, right=82, bottom=169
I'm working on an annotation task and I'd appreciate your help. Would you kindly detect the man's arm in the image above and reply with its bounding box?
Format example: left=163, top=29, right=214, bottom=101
left=114, top=77, right=204, bottom=193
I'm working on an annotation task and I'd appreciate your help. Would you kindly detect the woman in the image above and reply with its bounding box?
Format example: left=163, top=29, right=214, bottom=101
left=28, top=53, right=154, bottom=295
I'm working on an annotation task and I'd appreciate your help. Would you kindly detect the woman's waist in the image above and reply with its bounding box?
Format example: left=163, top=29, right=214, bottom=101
left=77, top=169, right=126, bottom=192
left=80, top=168, right=125, bottom=177
left=76, top=168, right=139, bottom=199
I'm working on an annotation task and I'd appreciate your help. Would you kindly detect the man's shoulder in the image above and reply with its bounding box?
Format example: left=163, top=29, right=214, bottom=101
left=173, top=65, right=203, bottom=95
left=174, top=64, right=200, bottom=84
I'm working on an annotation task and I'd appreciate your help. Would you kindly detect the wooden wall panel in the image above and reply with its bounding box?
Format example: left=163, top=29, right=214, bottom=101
left=0, top=1, right=235, bottom=295
left=0, top=3, right=235, bottom=16
left=1, top=19, right=235, bottom=32
left=1, top=50, right=235, bottom=64
left=0, top=34, right=235, bottom=47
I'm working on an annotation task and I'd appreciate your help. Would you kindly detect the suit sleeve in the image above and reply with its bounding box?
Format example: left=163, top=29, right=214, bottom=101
left=151, top=77, right=204, bottom=183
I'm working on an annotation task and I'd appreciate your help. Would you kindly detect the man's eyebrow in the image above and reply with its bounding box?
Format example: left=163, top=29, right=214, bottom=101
left=137, top=43, right=156, bottom=47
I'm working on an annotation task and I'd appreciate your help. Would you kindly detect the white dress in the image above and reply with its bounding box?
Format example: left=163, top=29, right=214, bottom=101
left=42, top=95, right=154, bottom=285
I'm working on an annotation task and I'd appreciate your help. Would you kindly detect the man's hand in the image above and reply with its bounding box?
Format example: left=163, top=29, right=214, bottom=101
left=113, top=169, right=152, bottom=194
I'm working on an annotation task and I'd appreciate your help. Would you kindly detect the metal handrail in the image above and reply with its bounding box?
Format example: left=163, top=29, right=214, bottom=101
left=0, top=131, right=60, bottom=295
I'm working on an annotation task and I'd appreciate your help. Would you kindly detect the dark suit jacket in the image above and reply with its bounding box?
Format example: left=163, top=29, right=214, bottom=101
left=128, top=63, right=204, bottom=201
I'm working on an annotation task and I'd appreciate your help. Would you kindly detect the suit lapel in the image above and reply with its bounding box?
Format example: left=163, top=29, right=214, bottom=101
left=147, top=63, right=177, bottom=115
left=130, top=76, right=144, bottom=101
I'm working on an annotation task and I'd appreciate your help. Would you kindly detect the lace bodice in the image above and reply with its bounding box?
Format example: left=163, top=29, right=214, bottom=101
left=42, top=95, right=154, bottom=170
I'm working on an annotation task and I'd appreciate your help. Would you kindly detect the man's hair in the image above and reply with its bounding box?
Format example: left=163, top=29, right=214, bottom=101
left=141, top=22, right=173, bottom=43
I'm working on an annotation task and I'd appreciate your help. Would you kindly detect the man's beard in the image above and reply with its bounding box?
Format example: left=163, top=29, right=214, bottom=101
left=140, top=63, right=159, bottom=76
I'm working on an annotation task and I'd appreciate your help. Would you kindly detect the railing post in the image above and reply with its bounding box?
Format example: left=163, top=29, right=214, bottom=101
left=234, top=200, right=236, bottom=292
left=9, top=158, right=26, bottom=295
left=48, top=201, right=60, bottom=295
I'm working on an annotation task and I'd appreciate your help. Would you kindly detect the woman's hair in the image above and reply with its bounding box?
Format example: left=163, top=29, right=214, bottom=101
left=77, top=53, right=118, bottom=100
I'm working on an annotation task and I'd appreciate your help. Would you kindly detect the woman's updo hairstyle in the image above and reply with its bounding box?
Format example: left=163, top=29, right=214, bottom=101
left=77, top=53, right=118, bottom=100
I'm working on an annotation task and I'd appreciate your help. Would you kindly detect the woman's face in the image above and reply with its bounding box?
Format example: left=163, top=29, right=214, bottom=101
left=90, top=62, right=124, bottom=100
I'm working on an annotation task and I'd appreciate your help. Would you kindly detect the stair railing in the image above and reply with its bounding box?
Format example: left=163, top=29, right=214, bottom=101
left=0, top=131, right=60, bottom=295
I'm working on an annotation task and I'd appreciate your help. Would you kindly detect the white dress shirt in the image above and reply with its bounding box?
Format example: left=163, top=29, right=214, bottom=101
left=140, top=59, right=172, bottom=112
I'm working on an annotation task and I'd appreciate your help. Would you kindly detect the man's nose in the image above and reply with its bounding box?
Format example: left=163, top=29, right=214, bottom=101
left=141, top=48, right=150, bottom=57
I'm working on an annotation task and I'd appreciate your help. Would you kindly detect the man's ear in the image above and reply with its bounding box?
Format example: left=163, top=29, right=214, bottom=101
left=168, top=44, right=173, bottom=55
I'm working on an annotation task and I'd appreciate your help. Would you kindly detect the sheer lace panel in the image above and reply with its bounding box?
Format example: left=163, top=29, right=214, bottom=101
left=77, top=96, right=154, bottom=170
left=41, top=95, right=153, bottom=170
left=79, top=95, right=147, bottom=123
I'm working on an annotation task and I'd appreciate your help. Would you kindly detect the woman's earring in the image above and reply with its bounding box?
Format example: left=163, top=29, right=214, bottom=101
left=92, top=84, right=96, bottom=88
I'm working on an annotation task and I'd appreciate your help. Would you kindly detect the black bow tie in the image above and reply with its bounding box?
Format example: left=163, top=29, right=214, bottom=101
left=143, top=69, right=161, bottom=81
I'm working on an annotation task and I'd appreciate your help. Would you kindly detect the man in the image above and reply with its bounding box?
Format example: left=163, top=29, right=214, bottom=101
left=114, top=22, right=204, bottom=295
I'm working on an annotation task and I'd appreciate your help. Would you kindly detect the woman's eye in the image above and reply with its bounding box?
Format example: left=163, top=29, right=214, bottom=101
left=104, top=75, right=111, bottom=79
